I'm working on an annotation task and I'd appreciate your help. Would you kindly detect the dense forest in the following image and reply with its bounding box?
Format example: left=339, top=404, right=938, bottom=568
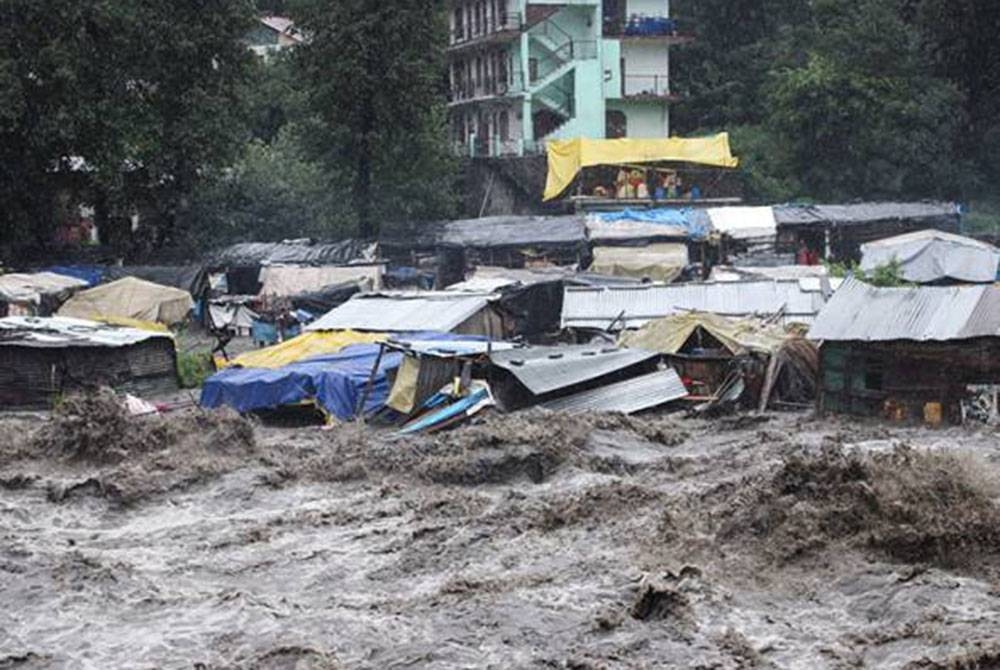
left=0, top=0, right=998, bottom=261
left=672, top=0, right=1000, bottom=218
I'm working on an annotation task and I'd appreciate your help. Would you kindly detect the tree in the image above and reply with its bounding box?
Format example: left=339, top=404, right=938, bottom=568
left=188, top=125, right=354, bottom=248
left=764, top=0, right=963, bottom=201
left=0, top=0, right=255, bottom=260
left=292, top=0, right=456, bottom=238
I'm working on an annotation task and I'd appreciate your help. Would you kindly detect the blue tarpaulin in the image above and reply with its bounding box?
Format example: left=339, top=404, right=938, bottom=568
left=595, top=208, right=711, bottom=239
left=200, top=343, right=399, bottom=420
left=199, top=332, right=483, bottom=420
left=44, top=265, right=106, bottom=287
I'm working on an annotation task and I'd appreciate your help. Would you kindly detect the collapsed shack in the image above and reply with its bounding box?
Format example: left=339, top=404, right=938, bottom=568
left=621, top=312, right=818, bottom=410
left=487, top=345, right=685, bottom=413
left=809, top=277, right=1000, bottom=423
left=0, top=316, right=178, bottom=409
left=774, top=202, right=962, bottom=263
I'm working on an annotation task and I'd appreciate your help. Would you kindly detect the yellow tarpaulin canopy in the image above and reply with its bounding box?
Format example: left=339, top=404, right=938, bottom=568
left=219, top=330, right=387, bottom=370
left=543, top=133, right=740, bottom=201
left=619, top=312, right=788, bottom=356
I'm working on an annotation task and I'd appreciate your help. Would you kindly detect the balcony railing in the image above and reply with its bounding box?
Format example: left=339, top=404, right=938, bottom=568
left=448, top=70, right=525, bottom=103
left=622, top=74, right=675, bottom=99
left=450, top=11, right=523, bottom=46
left=604, top=15, right=694, bottom=41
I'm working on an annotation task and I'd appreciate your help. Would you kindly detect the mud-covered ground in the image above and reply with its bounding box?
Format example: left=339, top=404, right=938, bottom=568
left=3, top=394, right=1000, bottom=669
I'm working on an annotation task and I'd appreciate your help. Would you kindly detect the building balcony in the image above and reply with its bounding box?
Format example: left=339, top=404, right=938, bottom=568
left=448, top=12, right=523, bottom=51
left=621, top=74, right=680, bottom=101
left=603, top=15, right=695, bottom=44
left=447, top=72, right=525, bottom=107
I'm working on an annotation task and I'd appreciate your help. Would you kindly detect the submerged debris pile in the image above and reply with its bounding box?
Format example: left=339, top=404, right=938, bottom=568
left=720, top=445, right=1000, bottom=566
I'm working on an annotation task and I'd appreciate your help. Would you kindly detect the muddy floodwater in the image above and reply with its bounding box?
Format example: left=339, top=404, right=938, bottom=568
left=2, top=395, right=1000, bottom=669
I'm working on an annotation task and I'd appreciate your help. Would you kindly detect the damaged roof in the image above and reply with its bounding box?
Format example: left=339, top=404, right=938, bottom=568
left=540, top=369, right=688, bottom=414
left=562, top=280, right=830, bottom=331
left=306, top=292, right=495, bottom=333
left=807, top=277, right=1000, bottom=342
left=490, top=345, right=658, bottom=395
left=0, top=316, right=173, bottom=349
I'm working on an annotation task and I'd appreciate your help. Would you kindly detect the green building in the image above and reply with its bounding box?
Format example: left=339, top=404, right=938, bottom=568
left=447, top=0, right=690, bottom=157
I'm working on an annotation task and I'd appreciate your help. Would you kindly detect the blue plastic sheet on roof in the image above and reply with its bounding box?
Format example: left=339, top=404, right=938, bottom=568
left=595, top=208, right=711, bottom=240
left=44, top=265, right=106, bottom=287
left=199, top=332, right=482, bottom=420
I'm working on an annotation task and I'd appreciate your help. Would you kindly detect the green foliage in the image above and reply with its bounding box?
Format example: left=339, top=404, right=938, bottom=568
left=826, top=258, right=910, bottom=287
left=0, top=0, right=256, bottom=259
left=188, top=126, right=354, bottom=247
left=672, top=0, right=995, bottom=204
left=291, top=0, right=457, bottom=238
left=177, top=351, right=215, bottom=390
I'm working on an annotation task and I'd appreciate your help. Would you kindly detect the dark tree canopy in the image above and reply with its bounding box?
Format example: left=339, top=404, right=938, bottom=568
left=292, top=0, right=456, bottom=238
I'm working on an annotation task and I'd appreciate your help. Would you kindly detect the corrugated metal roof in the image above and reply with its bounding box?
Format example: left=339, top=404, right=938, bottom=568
left=540, top=369, right=688, bottom=414
left=561, top=280, right=829, bottom=331
left=773, top=202, right=960, bottom=227
left=0, top=316, right=173, bottom=349
left=306, top=292, right=493, bottom=333
left=807, top=277, right=1000, bottom=342
left=490, top=345, right=658, bottom=395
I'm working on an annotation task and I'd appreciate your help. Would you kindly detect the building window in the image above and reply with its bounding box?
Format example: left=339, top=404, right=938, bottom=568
left=606, top=110, right=627, bottom=138
left=453, top=8, right=463, bottom=41
left=499, top=110, right=510, bottom=141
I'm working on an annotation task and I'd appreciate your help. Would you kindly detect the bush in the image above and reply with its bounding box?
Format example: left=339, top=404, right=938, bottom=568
left=177, top=351, right=215, bottom=389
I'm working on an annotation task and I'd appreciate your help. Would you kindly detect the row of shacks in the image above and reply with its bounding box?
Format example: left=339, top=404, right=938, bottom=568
left=4, top=200, right=997, bottom=427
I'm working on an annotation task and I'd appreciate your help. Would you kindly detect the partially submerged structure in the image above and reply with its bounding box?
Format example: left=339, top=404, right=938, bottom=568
left=809, top=278, right=1000, bottom=422
left=488, top=345, right=671, bottom=411
left=621, top=312, right=818, bottom=410
left=860, top=229, right=1000, bottom=284
left=561, top=279, right=831, bottom=332
left=0, top=316, right=178, bottom=408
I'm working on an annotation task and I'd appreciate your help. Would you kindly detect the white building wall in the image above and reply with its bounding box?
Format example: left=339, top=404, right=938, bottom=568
left=622, top=41, right=669, bottom=96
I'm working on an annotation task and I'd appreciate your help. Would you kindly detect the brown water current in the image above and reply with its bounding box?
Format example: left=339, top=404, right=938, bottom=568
left=2, top=395, right=1000, bottom=668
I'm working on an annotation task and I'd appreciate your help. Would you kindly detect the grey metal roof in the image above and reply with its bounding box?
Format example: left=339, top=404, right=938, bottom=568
left=540, top=369, right=688, bottom=414
left=439, top=215, right=586, bottom=249
left=773, top=202, right=960, bottom=227
left=807, top=277, right=1000, bottom=342
left=490, top=345, right=658, bottom=395
left=0, top=316, right=173, bottom=349
left=305, top=292, right=494, bottom=333
left=561, top=280, right=830, bottom=331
